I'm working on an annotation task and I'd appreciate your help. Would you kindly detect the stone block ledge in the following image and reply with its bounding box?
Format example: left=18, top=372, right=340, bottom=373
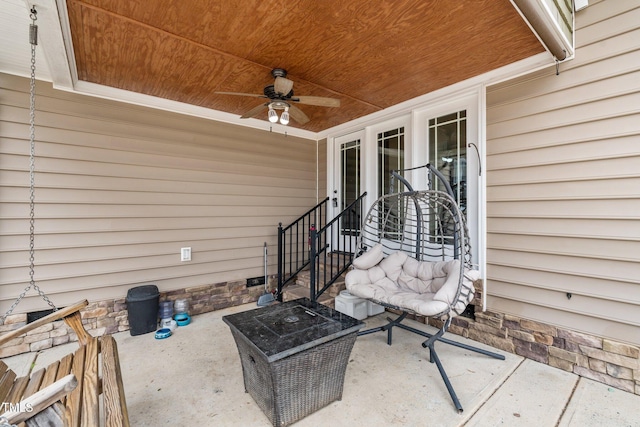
left=417, top=305, right=640, bottom=397
left=1, top=278, right=638, bottom=398
left=0, top=277, right=273, bottom=358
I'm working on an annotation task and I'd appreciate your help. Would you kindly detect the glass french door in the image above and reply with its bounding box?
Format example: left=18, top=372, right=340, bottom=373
left=428, top=111, right=467, bottom=215
left=332, top=122, right=409, bottom=253
left=426, top=109, right=476, bottom=262
left=332, top=131, right=364, bottom=251
left=377, top=127, right=405, bottom=197
left=377, top=126, right=406, bottom=245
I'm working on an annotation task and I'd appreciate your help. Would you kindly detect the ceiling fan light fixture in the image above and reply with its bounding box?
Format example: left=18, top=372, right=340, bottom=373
left=280, top=107, right=290, bottom=125
left=216, top=69, right=340, bottom=127
left=268, top=105, right=278, bottom=123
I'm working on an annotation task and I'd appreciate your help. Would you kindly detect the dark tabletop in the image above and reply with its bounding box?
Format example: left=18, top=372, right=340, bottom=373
left=223, top=298, right=364, bottom=362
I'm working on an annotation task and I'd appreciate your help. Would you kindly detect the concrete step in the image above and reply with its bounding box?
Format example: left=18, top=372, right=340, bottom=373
left=282, top=284, right=335, bottom=308
left=296, top=266, right=350, bottom=281
left=317, top=256, right=353, bottom=273
left=282, top=252, right=352, bottom=305
left=295, top=272, right=347, bottom=297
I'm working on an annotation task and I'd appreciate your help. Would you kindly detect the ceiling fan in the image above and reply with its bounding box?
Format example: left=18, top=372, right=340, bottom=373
left=215, top=68, right=340, bottom=125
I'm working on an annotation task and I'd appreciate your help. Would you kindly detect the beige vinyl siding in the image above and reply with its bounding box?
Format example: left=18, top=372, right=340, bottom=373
left=485, top=0, right=640, bottom=345
left=0, top=73, right=317, bottom=313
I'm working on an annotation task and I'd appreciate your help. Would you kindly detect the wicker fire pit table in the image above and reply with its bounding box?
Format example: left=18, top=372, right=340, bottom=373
left=223, top=298, right=364, bottom=426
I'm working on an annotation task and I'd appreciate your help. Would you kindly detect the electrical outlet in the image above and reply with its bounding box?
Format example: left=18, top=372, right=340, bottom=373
left=180, top=247, right=191, bottom=262
left=575, top=0, right=588, bottom=11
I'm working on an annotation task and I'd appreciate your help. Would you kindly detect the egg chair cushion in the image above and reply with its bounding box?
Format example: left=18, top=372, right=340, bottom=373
left=346, top=247, right=479, bottom=317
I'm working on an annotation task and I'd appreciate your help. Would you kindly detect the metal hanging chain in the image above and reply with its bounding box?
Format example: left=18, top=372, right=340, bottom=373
left=1, top=7, right=57, bottom=326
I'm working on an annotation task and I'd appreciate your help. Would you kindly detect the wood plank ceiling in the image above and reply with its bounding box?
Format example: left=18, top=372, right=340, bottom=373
left=66, top=0, right=543, bottom=133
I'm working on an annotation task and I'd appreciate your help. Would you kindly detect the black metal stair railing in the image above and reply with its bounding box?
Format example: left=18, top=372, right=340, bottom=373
left=277, top=197, right=329, bottom=300
left=309, top=192, right=367, bottom=303
left=276, top=193, right=368, bottom=303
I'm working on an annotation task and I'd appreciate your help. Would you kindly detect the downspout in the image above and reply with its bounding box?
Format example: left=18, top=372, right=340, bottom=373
left=511, top=0, right=572, bottom=61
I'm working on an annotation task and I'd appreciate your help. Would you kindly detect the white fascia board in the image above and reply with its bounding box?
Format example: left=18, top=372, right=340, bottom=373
left=27, top=0, right=73, bottom=88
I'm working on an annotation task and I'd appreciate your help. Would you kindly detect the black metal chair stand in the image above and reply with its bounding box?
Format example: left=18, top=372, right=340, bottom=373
left=346, top=168, right=506, bottom=413
left=358, top=313, right=505, bottom=413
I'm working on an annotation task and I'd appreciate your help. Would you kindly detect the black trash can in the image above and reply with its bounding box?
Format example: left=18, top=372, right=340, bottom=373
left=126, top=284, right=159, bottom=336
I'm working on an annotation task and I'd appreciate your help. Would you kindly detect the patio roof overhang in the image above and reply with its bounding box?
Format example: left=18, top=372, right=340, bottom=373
left=1, top=0, right=574, bottom=138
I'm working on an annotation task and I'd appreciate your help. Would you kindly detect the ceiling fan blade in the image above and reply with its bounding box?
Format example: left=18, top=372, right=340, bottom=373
left=274, top=77, right=294, bottom=95
left=291, top=96, right=340, bottom=108
left=215, top=91, right=267, bottom=98
left=240, top=103, right=268, bottom=119
left=288, top=105, right=310, bottom=125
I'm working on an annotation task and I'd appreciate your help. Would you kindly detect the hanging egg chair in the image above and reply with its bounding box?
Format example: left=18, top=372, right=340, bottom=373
left=345, top=166, right=504, bottom=413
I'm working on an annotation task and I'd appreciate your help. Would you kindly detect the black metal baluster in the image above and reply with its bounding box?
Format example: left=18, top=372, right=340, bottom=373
left=277, top=223, right=283, bottom=301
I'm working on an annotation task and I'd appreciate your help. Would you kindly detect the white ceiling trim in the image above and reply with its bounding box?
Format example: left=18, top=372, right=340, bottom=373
left=72, top=80, right=319, bottom=139
left=318, top=51, right=554, bottom=141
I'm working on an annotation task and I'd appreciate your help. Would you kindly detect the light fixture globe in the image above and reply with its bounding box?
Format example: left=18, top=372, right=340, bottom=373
left=267, top=101, right=291, bottom=126
left=268, top=105, right=278, bottom=123
left=280, top=107, right=290, bottom=125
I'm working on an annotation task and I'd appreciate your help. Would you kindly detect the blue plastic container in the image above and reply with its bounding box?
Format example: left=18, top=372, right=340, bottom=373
left=159, top=301, right=173, bottom=319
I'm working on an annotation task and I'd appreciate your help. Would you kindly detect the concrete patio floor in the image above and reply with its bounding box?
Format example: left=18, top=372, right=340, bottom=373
left=4, top=302, right=640, bottom=426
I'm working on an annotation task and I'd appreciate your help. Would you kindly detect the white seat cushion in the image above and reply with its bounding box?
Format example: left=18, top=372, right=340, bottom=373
left=346, top=251, right=477, bottom=317
left=352, top=243, right=385, bottom=270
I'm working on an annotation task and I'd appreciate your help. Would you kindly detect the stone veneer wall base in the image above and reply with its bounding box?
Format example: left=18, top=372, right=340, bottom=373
left=0, top=278, right=272, bottom=358
left=398, top=281, right=640, bottom=396
left=1, top=279, right=638, bottom=397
